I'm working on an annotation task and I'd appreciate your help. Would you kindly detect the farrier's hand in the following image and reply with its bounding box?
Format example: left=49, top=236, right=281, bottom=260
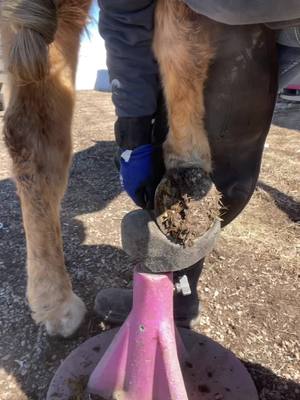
left=120, top=144, right=165, bottom=209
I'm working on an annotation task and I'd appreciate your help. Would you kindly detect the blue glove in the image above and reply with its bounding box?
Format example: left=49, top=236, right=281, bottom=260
left=120, top=144, right=164, bottom=208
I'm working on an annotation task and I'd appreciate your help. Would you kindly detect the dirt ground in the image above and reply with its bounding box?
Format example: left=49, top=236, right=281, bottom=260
left=0, top=91, right=299, bottom=400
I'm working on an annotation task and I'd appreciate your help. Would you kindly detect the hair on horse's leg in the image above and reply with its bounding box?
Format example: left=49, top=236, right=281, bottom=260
left=1, top=0, right=91, bottom=337
left=154, top=0, right=218, bottom=173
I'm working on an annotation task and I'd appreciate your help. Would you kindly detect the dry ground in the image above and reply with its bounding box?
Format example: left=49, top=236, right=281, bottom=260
left=0, top=91, right=299, bottom=400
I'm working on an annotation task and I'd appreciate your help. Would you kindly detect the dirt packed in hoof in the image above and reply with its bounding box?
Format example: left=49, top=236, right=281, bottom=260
left=155, top=167, right=221, bottom=246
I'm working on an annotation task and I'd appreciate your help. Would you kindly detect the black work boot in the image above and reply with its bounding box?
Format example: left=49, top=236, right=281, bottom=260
left=173, top=261, right=204, bottom=327
left=94, top=260, right=204, bottom=328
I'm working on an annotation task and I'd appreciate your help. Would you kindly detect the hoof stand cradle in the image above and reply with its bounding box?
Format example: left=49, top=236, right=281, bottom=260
left=47, top=211, right=258, bottom=400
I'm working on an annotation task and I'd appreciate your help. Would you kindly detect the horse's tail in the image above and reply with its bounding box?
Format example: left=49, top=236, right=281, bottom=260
left=1, top=0, right=90, bottom=85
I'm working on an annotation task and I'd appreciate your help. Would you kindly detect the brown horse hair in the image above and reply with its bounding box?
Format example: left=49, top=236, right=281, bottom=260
left=1, top=0, right=90, bottom=85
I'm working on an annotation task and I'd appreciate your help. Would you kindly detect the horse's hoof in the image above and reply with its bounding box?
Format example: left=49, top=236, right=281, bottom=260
left=45, top=293, right=87, bottom=338
left=154, top=166, right=221, bottom=247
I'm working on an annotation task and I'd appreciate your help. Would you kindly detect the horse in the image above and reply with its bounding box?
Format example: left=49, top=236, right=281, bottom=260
left=0, top=0, right=277, bottom=336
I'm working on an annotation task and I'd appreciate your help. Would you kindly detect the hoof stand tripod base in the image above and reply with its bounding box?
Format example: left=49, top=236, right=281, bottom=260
left=47, top=211, right=258, bottom=400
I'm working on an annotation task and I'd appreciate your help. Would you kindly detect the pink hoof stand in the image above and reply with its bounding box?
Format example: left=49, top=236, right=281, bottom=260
left=47, top=271, right=259, bottom=400
left=88, top=272, right=188, bottom=400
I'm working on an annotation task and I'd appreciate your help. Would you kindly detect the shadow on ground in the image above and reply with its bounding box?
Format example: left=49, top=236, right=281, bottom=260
left=244, top=362, right=300, bottom=400
left=258, top=181, right=300, bottom=222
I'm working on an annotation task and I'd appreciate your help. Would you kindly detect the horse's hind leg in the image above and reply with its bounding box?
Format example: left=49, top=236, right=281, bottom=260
left=1, top=1, right=91, bottom=336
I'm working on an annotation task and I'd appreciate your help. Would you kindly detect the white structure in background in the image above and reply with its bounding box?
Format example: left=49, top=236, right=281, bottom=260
left=76, top=0, right=111, bottom=91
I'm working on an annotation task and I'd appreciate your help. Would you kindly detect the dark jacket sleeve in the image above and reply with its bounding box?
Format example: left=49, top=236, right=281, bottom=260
left=184, top=0, right=300, bottom=25
left=98, top=0, right=159, bottom=118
